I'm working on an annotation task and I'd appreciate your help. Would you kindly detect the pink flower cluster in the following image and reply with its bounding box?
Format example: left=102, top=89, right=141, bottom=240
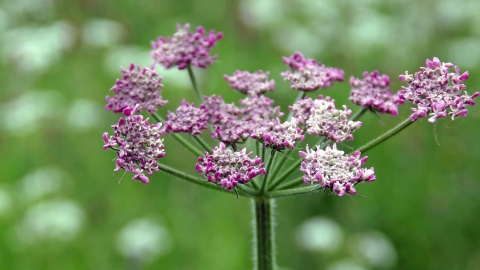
left=105, top=64, right=167, bottom=114
left=251, top=118, right=305, bottom=150
left=195, top=142, right=266, bottom=190
left=103, top=107, right=166, bottom=184
left=399, top=57, right=479, bottom=122
left=289, top=95, right=362, bottom=142
left=163, top=99, right=209, bottom=135
left=224, top=70, right=275, bottom=96
left=150, top=23, right=223, bottom=70
left=204, top=95, right=283, bottom=145
left=281, top=52, right=344, bottom=91
left=349, top=71, right=403, bottom=116
left=299, top=144, right=375, bottom=196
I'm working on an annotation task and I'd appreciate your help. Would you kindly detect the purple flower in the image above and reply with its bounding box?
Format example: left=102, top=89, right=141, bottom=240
left=299, top=144, right=375, bottom=196
left=195, top=142, right=266, bottom=190
left=105, top=63, right=167, bottom=114
left=163, top=99, right=209, bottom=135
left=224, top=70, right=275, bottom=96
left=281, top=52, right=344, bottom=91
left=204, top=95, right=283, bottom=145
left=251, top=118, right=305, bottom=150
left=150, top=23, right=223, bottom=70
left=349, top=71, right=403, bottom=116
left=398, top=57, right=479, bottom=122
left=103, top=106, right=166, bottom=184
left=296, top=95, right=361, bottom=142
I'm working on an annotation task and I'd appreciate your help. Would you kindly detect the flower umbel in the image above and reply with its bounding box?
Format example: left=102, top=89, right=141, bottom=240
left=195, top=142, right=266, bottom=190
left=150, top=23, right=223, bottom=70
left=103, top=107, right=165, bottom=183
left=251, top=118, right=304, bottom=150
left=163, top=99, right=208, bottom=135
left=299, top=144, right=375, bottom=196
left=281, top=52, right=344, bottom=91
left=398, top=57, right=479, bottom=122
left=349, top=71, right=403, bottom=116
left=105, top=64, right=167, bottom=114
left=224, top=70, right=275, bottom=96
left=296, top=95, right=361, bottom=142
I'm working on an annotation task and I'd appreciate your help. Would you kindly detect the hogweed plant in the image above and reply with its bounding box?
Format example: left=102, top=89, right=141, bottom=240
left=102, top=23, right=479, bottom=269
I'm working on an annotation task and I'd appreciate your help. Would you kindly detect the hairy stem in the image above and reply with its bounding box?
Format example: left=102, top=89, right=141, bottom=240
left=253, top=198, right=275, bottom=270
left=350, top=107, right=368, bottom=121
left=261, top=151, right=276, bottom=194
left=192, top=135, right=212, bottom=152
left=266, top=185, right=321, bottom=198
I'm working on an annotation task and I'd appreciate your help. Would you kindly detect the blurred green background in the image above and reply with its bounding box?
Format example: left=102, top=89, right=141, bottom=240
left=1, top=0, right=479, bottom=269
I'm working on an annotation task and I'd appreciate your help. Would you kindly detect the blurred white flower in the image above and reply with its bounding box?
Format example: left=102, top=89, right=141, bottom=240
left=1, top=91, right=64, bottom=135
left=348, top=231, right=397, bottom=269
left=18, top=166, right=65, bottom=202
left=82, top=19, right=126, bottom=47
left=116, top=217, right=172, bottom=263
left=2, top=0, right=53, bottom=20
left=296, top=216, right=344, bottom=252
left=67, top=99, right=104, bottom=132
left=16, top=199, right=85, bottom=243
left=239, top=0, right=285, bottom=29
left=1, top=21, right=75, bottom=72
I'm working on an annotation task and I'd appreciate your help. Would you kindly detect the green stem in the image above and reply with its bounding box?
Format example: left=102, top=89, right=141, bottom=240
left=267, top=158, right=302, bottom=191
left=275, top=176, right=303, bottom=190
left=266, top=150, right=290, bottom=187
left=266, top=185, right=321, bottom=198
left=152, top=113, right=204, bottom=157
left=351, top=107, right=368, bottom=121
left=187, top=64, right=202, bottom=102
left=253, top=198, right=275, bottom=270
left=192, top=135, right=211, bottom=152
left=350, top=117, right=414, bottom=155
left=260, top=151, right=276, bottom=194
left=158, top=163, right=224, bottom=193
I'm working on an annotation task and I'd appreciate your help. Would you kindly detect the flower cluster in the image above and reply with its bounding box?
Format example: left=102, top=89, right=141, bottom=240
left=195, top=142, right=266, bottom=190
left=349, top=71, right=403, bottom=116
left=150, top=23, right=223, bottom=70
left=290, top=95, right=361, bottom=142
left=224, top=70, right=275, bottom=96
left=281, top=52, right=344, bottom=91
left=163, top=99, right=209, bottom=135
left=204, top=95, right=283, bottom=145
left=251, top=118, right=305, bottom=150
left=105, top=64, right=167, bottom=114
left=398, top=57, right=479, bottom=122
left=299, top=144, right=375, bottom=196
left=102, top=107, right=165, bottom=184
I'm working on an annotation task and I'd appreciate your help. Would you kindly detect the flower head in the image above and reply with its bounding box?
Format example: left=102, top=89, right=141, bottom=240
left=150, top=23, right=223, bottom=70
left=303, top=95, right=362, bottom=142
left=163, top=99, right=208, bottom=135
left=195, top=142, right=266, bottom=190
left=398, top=57, right=479, bottom=122
left=349, top=71, right=403, bottom=116
left=281, top=52, right=344, bottom=91
left=299, top=144, right=375, bottom=196
left=103, top=106, right=166, bottom=184
left=251, top=118, right=304, bottom=150
left=224, top=70, right=275, bottom=96
left=105, top=64, right=167, bottom=114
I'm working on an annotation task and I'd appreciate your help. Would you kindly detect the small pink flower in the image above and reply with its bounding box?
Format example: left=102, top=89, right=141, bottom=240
left=224, top=70, right=275, bottom=96
left=299, top=144, right=375, bottom=196
left=196, top=142, right=266, bottom=190
left=150, top=23, right=223, bottom=70
left=103, top=106, right=166, bottom=183
left=398, top=57, right=479, bottom=122
left=163, top=99, right=209, bottom=135
left=105, top=63, right=167, bottom=114
left=349, top=71, right=403, bottom=116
